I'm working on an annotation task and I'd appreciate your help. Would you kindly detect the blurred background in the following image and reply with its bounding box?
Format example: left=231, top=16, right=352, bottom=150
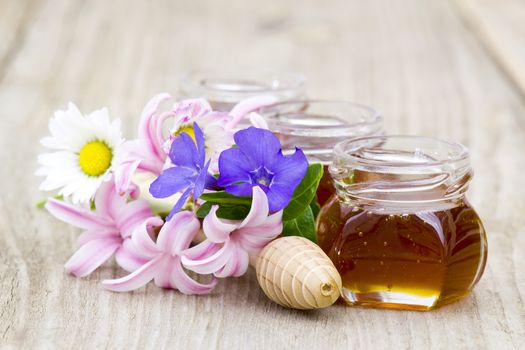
left=1, top=0, right=522, bottom=137
left=1, top=0, right=523, bottom=211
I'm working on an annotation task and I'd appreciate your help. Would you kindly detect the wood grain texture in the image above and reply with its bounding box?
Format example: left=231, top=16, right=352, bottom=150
left=1, top=0, right=524, bottom=348
left=455, top=0, right=525, bottom=98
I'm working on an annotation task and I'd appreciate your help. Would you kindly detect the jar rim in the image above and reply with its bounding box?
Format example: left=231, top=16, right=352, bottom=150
left=332, top=135, right=470, bottom=171
left=330, top=135, right=472, bottom=206
left=257, top=100, right=383, bottom=137
left=179, top=69, right=306, bottom=103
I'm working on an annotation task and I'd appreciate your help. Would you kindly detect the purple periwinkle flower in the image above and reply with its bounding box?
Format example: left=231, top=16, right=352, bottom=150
left=150, top=123, right=215, bottom=220
left=217, top=127, right=308, bottom=212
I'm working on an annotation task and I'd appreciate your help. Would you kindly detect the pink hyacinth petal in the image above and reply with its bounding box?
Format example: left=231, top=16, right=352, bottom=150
left=46, top=198, right=112, bottom=230
left=243, top=225, right=281, bottom=241
left=169, top=213, right=201, bottom=255
left=237, top=212, right=283, bottom=252
left=214, top=243, right=249, bottom=278
left=226, top=95, right=277, bottom=130
left=181, top=241, right=232, bottom=275
left=139, top=93, right=172, bottom=162
left=203, top=206, right=239, bottom=243
left=65, top=237, right=121, bottom=277
left=232, top=247, right=250, bottom=277
left=172, top=98, right=212, bottom=126
left=171, top=260, right=218, bottom=295
left=116, top=199, right=154, bottom=238
left=115, top=156, right=141, bottom=195
left=94, top=180, right=126, bottom=219
left=153, top=257, right=174, bottom=289
left=115, top=239, right=150, bottom=272
left=102, top=255, right=164, bottom=292
left=265, top=210, right=284, bottom=225
left=237, top=231, right=278, bottom=253
left=93, top=180, right=113, bottom=218
left=238, top=216, right=283, bottom=240
left=182, top=240, right=221, bottom=260
left=238, top=225, right=280, bottom=243
left=127, top=182, right=140, bottom=200
left=131, top=217, right=163, bottom=258
left=249, top=112, right=269, bottom=129
left=115, top=94, right=173, bottom=194
left=240, top=186, right=270, bottom=228
left=157, top=211, right=200, bottom=255
left=76, top=228, right=119, bottom=246
left=156, top=110, right=176, bottom=149
left=135, top=155, right=164, bottom=174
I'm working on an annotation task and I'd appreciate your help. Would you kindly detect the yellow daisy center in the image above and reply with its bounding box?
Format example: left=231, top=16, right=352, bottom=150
left=174, top=125, right=196, bottom=143
left=79, top=140, right=112, bottom=177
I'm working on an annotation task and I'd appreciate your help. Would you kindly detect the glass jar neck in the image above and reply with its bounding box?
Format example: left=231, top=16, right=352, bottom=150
left=330, top=135, right=472, bottom=212
left=258, top=100, right=383, bottom=164
left=179, top=70, right=305, bottom=111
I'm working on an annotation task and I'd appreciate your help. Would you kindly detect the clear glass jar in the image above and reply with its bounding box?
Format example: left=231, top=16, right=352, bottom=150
left=316, top=135, right=487, bottom=310
left=179, top=69, right=306, bottom=111
left=257, top=100, right=383, bottom=205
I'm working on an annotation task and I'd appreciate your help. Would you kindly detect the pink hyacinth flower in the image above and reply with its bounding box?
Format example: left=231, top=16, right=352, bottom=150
left=115, top=94, right=276, bottom=194
left=182, top=186, right=283, bottom=278
left=170, top=98, right=213, bottom=131
left=102, top=211, right=218, bottom=294
left=45, top=179, right=155, bottom=277
left=115, top=95, right=221, bottom=192
left=115, top=93, right=176, bottom=194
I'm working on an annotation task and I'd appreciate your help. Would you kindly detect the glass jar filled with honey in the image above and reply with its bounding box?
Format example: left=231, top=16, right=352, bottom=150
left=317, top=135, right=487, bottom=310
left=257, top=100, right=383, bottom=205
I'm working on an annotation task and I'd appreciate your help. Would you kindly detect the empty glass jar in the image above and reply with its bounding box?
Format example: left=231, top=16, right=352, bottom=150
left=316, top=135, right=487, bottom=310
left=179, top=69, right=306, bottom=111
left=257, top=100, right=383, bottom=204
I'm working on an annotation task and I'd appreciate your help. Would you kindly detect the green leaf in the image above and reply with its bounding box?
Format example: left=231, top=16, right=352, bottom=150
left=310, top=197, right=321, bottom=219
left=196, top=202, right=213, bottom=218
left=216, top=204, right=250, bottom=220
left=282, top=163, right=324, bottom=221
left=199, top=191, right=252, bottom=206
left=282, top=206, right=317, bottom=243
left=196, top=202, right=251, bottom=221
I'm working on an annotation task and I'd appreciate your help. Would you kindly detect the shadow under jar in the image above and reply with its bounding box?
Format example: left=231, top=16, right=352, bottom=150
left=316, top=136, right=487, bottom=310
left=179, top=69, right=306, bottom=111
left=257, top=100, right=383, bottom=205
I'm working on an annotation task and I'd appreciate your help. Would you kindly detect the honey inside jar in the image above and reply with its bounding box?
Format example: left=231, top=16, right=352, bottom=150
left=317, top=197, right=487, bottom=310
left=316, top=165, right=336, bottom=205
left=317, top=135, right=488, bottom=310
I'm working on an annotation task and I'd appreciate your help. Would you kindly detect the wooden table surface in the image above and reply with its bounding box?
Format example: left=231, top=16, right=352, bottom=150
left=1, top=0, right=524, bottom=348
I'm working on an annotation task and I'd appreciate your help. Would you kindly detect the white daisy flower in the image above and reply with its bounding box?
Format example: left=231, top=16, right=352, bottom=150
left=36, top=102, right=123, bottom=203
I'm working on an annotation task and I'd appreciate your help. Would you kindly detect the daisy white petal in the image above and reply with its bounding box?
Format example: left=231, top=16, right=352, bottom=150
left=37, top=103, right=124, bottom=203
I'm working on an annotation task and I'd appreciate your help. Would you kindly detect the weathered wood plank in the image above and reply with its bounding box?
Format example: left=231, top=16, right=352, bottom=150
left=0, top=0, right=524, bottom=348
left=455, top=0, right=525, bottom=98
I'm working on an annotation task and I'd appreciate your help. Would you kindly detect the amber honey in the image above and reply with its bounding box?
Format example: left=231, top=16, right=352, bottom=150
left=317, top=196, right=487, bottom=310
left=316, top=165, right=335, bottom=205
